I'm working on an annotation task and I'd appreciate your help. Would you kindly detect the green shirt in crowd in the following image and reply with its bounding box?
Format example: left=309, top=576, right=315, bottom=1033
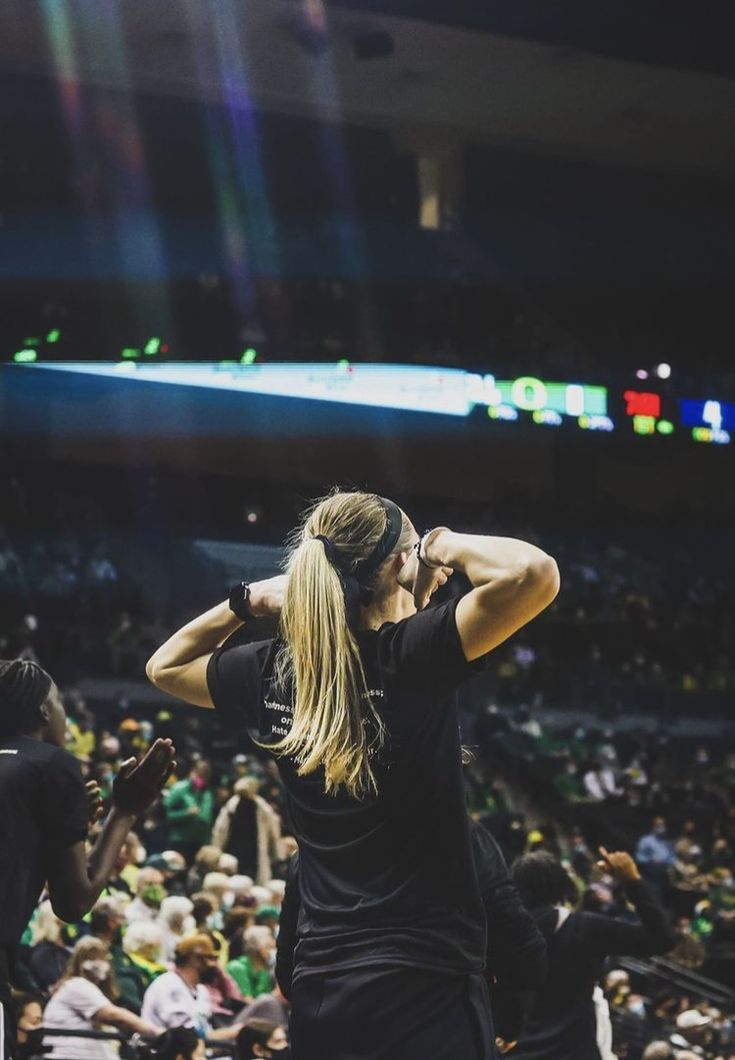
left=227, top=955, right=274, bottom=999
left=164, top=778, right=215, bottom=846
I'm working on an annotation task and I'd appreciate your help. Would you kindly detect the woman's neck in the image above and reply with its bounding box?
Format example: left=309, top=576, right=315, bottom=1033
left=359, top=586, right=415, bottom=631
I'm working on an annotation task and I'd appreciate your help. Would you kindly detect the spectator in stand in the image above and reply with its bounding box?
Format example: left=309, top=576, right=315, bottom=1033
left=89, top=897, right=147, bottom=1013
left=233, top=986, right=289, bottom=1032
left=67, top=704, right=96, bottom=764
left=636, top=817, right=676, bottom=898
left=158, top=896, right=195, bottom=962
left=12, top=994, right=44, bottom=1060
left=27, top=901, right=69, bottom=993
left=219, top=854, right=240, bottom=878
left=43, top=936, right=158, bottom=1060
left=141, top=935, right=237, bottom=1042
left=641, top=1045, right=674, bottom=1060
left=212, top=777, right=282, bottom=885
left=186, top=846, right=222, bottom=894
left=200, top=951, right=243, bottom=1027
left=228, top=927, right=275, bottom=1001
left=122, top=922, right=168, bottom=988
left=103, top=834, right=141, bottom=900
left=149, top=1027, right=205, bottom=1060
left=235, top=1019, right=289, bottom=1059
left=164, top=763, right=215, bottom=864
left=201, top=873, right=232, bottom=925
left=125, top=868, right=166, bottom=924
left=511, top=847, right=675, bottom=1060
left=583, top=758, right=622, bottom=802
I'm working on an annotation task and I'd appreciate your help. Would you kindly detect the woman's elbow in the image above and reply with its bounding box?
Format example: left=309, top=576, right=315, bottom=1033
left=50, top=894, right=89, bottom=924
left=145, top=654, right=163, bottom=686
left=519, top=554, right=560, bottom=609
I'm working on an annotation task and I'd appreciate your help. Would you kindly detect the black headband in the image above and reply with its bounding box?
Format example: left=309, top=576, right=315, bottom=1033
left=354, top=497, right=404, bottom=580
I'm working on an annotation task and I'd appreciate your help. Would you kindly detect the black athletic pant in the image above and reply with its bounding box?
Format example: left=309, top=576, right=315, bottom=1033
left=290, top=966, right=495, bottom=1060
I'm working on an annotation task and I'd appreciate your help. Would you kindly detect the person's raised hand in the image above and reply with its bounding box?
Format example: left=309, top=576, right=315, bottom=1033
left=112, top=738, right=176, bottom=817
left=85, top=780, right=105, bottom=826
left=597, top=847, right=641, bottom=884
left=248, top=575, right=288, bottom=619
left=397, top=547, right=452, bottom=611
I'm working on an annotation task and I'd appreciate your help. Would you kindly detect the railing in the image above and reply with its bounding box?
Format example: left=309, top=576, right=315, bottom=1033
left=618, top=955, right=735, bottom=1008
left=26, top=1027, right=236, bottom=1060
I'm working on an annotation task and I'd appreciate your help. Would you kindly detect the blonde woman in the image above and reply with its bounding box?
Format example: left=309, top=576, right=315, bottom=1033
left=43, top=936, right=159, bottom=1060
left=147, top=491, right=559, bottom=1059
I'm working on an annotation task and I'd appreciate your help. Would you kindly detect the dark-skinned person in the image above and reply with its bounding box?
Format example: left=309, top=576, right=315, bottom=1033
left=0, top=658, right=176, bottom=1060
left=147, top=490, right=559, bottom=1059
left=511, top=846, right=675, bottom=1060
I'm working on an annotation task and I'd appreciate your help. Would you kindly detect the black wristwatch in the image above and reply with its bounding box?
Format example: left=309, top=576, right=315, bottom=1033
left=228, top=581, right=254, bottom=621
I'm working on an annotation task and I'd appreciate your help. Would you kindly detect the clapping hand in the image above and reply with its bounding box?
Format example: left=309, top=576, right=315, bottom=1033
left=85, top=780, right=105, bottom=826
left=112, top=738, right=176, bottom=817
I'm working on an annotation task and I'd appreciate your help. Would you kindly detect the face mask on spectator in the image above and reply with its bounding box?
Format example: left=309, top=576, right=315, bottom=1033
left=191, top=775, right=207, bottom=791
left=142, top=884, right=165, bottom=908
left=82, top=959, right=111, bottom=983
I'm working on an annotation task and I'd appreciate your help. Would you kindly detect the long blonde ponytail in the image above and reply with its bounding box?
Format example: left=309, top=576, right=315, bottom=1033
left=271, top=492, right=410, bottom=799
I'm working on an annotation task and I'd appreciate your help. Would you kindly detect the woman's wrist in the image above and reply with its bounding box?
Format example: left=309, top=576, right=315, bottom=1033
left=247, top=575, right=288, bottom=619
left=422, top=527, right=453, bottom=568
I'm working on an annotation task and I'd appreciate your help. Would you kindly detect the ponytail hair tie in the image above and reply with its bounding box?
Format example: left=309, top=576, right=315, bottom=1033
left=313, top=534, right=343, bottom=569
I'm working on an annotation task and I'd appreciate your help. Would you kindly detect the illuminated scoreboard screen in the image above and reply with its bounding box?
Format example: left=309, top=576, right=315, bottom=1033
left=622, top=390, right=732, bottom=445
left=12, top=362, right=733, bottom=446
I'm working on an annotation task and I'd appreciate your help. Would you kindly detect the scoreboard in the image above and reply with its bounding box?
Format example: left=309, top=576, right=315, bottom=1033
left=13, top=361, right=734, bottom=446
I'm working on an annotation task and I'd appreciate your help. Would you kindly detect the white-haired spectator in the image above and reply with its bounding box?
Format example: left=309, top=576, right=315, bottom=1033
left=200, top=873, right=232, bottom=932
left=211, top=776, right=282, bottom=885
left=641, top=1044, right=674, bottom=1060
left=28, top=899, right=69, bottom=991
left=266, top=880, right=286, bottom=909
left=250, top=886, right=272, bottom=909
left=229, top=875, right=254, bottom=903
left=123, top=920, right=167, bottom=987
left=226, top=926, right=275, bottom=1001
left=202, top=872, right=232, bottom=904
left=158, top=896, right=195, bottom=962
left=218, top=853, right=239, bottom=877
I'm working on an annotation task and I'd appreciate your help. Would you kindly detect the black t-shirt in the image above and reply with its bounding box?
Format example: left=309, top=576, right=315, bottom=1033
left=0, top=736, right=88, bottom=950
left=207, top=597, right=487, bottom=977
left=515, top=882, right=675, bottom=1060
